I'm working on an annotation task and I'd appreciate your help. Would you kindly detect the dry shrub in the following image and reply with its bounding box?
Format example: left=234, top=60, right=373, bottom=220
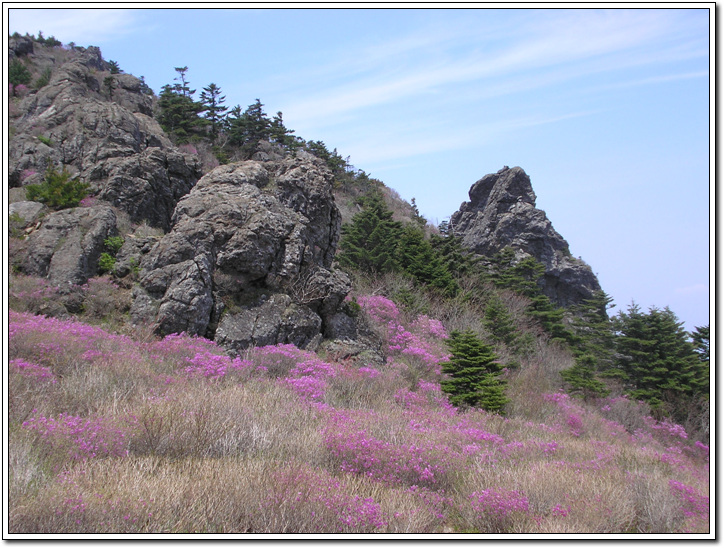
left=468, top=459, right=636, bottom=534
left=629, top=471, right=687, bottom=533
left=126, top=380, right=325, bottom=464
left=8, top=273, right=68, bottom=318
left=79, top=276, right=132, bottom=325
left=9, top=457, right=390, bottom=534
left=8, top=434, right=53, bottom=506
left=325, top=366, right=399, bottom=409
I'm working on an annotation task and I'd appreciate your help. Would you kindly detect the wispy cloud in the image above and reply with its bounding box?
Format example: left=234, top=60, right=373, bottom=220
left=342, top=110, right=599, bottom=167
left=8, top=8, right=140, bottom=45
left=279, top=9, right=706, bottom=137
left=675, top=284, right=709, bottom=295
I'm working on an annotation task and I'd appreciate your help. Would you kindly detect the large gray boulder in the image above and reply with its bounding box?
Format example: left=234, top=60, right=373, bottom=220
left=20, top=205, right=117, bottom=286
left=131, top=157, right=351, bottom=350
left=450, top=166, right=601, bottom=307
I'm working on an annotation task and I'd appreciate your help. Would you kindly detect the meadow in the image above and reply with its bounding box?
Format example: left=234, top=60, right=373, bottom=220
left=6, top=276, right=710, bottom=535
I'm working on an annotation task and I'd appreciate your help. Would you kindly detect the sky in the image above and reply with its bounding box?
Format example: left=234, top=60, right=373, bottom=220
left=6, top=5, right=712, bottom=331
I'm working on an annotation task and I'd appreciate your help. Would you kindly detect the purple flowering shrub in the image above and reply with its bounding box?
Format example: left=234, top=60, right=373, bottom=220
left=6, top=288, right=711, bottom=534
left=463, top=488, right=531, bottom=533
left=22, top=411, right=131, bottom=461
left=262, top=465, right=387, bottom=533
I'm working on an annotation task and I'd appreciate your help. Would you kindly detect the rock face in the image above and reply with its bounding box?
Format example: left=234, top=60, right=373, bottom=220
left=8, top=43, right=200, bottom=231
left=20, top=205, right=118, bottom=286
left=131, top=156, right=351, bottom=350
left=450, top=166, right=601, bottom=307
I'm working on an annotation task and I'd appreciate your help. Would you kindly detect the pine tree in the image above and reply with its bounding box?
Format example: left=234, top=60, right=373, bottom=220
left=337, top=192, right=402, bottom=274
left=270, top=111, right=296, bottom=148
left=560, top=291, right=617, bottom=398
left=157, top=83, right=206, bottom=143
left=173, top=66, right=195, bottom=98
left=612, top=304, right=708, bottom=417
left=396, top=225, right=459, bottom=296
left=227, top=99, right=272, bottom=157
left=440, top=330, right=509, bottom=412
left=199, top=83, right=228, bottom=141
left=9, top=59, right=32, bottom=92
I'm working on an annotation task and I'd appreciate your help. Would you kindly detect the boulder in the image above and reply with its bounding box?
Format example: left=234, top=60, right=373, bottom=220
left=131, top=158, right=350, bottom=350
left=215, top=294, right=323, bottom=353
left=9, top=201, right=46, bottom=228
left=450, top=166, right=601, bottom=307
left=20, top=205, right=117, bottom=286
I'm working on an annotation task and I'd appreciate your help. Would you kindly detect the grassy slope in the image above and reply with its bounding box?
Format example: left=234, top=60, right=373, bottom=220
left=7, top=276, right=710, bottom=535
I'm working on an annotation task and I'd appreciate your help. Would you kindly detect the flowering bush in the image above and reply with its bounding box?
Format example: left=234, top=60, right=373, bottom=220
left=323, top=410, right=464, bottom=490
left=22, top=411, right=130, bottom=461
left=10, top=359, right=57, bottom=384
left=265, top=466, right=386, bottom=533
left=466, top=488, right=530, bottom=533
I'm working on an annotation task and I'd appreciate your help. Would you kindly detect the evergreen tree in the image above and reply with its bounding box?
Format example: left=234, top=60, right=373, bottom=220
left=487, top=248, right=574, bottom=345
left=337, top=192, right=402, bottom=274
left=157, top=83, right=206, bottom=143
left=103, top=76, right=116, bottom=100
left=107, top=60, right=121, bottom=74
left=560, top=290, right=617, bottom=398
left=440, top=330, right=509, bottom=412
left=410, top=198, right=427, bottom=227
left=227, top=99, right=272, bottom=157
left=25, top=164, right=90, bottom=210
left=396, top=225, right=459, bottom=296
left=483, top=295, right=519, bottom=347
left=199, top=83, right=228, bottom=141
left=270, top=111, right=296, bottom=148
left=9, top=59, right=32, bottom=92
left=430, top=231, right=476, bottom=278
left=691, top=325, right=710, bottom=364
left=173, top=66, right=195, bottom=98
left=612, top=304, right=708, bottom=417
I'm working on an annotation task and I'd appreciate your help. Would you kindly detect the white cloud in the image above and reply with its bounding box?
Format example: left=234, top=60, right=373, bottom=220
left=675, top=284, right=709, bottom=295
left=280, top=9, right=706, bottom=134
left=8, top=8, right=140, bottom=45
left=341, top=110, right=598, bottom=166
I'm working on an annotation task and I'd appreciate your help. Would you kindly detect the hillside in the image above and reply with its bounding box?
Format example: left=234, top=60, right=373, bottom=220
left=6, top=34, right=710, bottom=536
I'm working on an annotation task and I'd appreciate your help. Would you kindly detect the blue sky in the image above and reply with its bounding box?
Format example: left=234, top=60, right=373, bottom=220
left=7, top=6, right=712, bottom=331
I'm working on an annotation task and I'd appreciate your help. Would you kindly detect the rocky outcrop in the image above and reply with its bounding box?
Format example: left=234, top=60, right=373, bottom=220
left=130, top=156, right=351, bottom=350
left=19, top=205, right=117, bottom=286
left=450, top=166, right=601, bottom=307
left=8, top=43, right=199, bottom=230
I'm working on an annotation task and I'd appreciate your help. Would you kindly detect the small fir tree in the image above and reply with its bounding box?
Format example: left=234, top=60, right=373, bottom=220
left=25, top=164, right=90, bottom=210
left=9, top=59, right=32, bottom=93
left=107, top=60, right=121, bottom=74
left=199, top=83, right=228, bottom=141
left=103, top=76, right=116, bottom=100
left=396, top=225, right=459, bottom=296
left=440, top=330, right=509, bottom=413
left=338, top=193, right=402, bottom=274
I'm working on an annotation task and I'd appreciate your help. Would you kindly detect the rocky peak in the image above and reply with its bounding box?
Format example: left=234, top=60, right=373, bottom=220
left=450, top=166, right=601, bottom=307
left=8, top=41, right=199, bottom=231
